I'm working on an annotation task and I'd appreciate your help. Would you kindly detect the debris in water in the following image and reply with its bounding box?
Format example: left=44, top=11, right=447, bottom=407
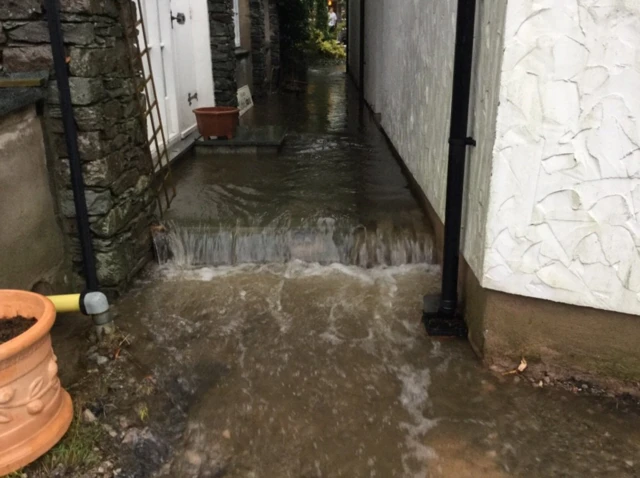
left=503, top=357, right=528, bottom=376
left=222, top=429, right=231, bottom=440
left=136, top=403, right=149, bottom=422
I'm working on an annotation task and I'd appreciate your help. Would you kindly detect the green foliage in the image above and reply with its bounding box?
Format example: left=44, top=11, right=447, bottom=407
left=13, top=408, right=105, bottom=477
left=317, top=38, right=346, bottom=59
left=307, top=27, right=346, bottom=60
left=277, top=0, right=345, bottom=75
left=315, top=0, right=329, bottom=37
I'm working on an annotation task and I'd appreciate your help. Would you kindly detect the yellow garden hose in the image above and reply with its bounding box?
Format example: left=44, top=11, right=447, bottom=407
left=47, top=294, right=82, bottom=314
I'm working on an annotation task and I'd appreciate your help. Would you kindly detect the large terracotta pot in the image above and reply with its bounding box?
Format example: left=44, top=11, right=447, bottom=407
left=194, top=106, right=240, bottom=139
left=0, top=290, right=73, bottom=475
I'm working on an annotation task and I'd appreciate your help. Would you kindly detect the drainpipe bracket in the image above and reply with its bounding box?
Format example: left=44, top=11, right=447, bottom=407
left=422, top=294, right=468, bottom=338
left=448, top=137, right=477, bottom=147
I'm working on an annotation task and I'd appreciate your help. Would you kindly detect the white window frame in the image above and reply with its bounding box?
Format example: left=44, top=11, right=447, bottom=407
left=233, top=0, right=241, bottom=47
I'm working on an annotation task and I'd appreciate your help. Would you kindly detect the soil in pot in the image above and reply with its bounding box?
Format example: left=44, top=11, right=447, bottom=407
left=0, top=316, right=37, bottom=344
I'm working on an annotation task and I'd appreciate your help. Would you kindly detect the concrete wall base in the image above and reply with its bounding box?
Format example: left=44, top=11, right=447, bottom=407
left=359, top=90, right=640, bottom=393
left=463, top=262, right=640, bottom=394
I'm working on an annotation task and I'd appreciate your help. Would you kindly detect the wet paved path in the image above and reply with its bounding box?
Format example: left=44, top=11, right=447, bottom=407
left=112, top=66, right=640, bottom=477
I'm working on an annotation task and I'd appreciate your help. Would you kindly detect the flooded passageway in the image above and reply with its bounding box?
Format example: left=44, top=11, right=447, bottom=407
left=155, top=67, right=433, bottom=268
left=115, top=67, right=640, bottom=477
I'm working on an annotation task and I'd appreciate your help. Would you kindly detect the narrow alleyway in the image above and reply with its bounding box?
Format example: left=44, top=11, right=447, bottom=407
left=52, top=66, right=640, bottom=478
left=154, top=66, right=433, bottom=268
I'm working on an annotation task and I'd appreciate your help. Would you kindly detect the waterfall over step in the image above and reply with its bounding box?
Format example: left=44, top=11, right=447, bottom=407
left=153, top=218, right=434, bottom=268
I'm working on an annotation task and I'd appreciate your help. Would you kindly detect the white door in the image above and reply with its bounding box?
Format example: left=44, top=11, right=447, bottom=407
left=170, top=0, right=200, bottom=138
left=139, top=0, right=214, bottom=149
left=138, top=0, right=180, bottom=155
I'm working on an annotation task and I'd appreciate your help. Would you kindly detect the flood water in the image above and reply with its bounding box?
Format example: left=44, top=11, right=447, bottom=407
left=116, top=66, right=640, bottom=477
left=154, top=67, right=433, bottom=268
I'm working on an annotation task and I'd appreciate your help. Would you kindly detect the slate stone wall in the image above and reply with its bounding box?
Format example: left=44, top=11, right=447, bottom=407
left=0, top=0, right=156, bottom=294
left=268, top=0, right=279, bottom=81
left=248, top=0, right=266, bottom=97
left=208, top=0, right=237, bottom=106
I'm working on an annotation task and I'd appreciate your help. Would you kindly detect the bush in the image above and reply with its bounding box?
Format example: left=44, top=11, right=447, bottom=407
left=317, top=38, right=346, bottom=59
left=307, top=27, right=346, bottom=60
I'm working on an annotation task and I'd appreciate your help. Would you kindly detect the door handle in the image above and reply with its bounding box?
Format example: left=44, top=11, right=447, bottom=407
left=171, top=11, right=186, bottom=27
left=188, top=92, right=198, bottom=106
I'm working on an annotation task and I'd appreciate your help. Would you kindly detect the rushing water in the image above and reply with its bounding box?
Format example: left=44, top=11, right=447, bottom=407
left=125, top=66, right=640, bottom=477
left=118, top=262, right=640, bottom=478
left=154, top=218, right=433, bottom=267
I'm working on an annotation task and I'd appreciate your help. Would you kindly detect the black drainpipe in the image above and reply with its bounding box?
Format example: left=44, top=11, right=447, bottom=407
left=423, top=0, right=477, bottom=337
left=46, top=0, right=100, bottom=292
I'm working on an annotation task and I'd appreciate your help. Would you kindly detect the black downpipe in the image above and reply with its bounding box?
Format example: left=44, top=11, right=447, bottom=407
left=46, top=0, right=100, bottom=291
left=424, top=0, right=477, bottom=337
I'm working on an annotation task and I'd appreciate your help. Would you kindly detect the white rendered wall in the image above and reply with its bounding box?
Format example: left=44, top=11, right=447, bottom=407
left=358, top=0, right=506, bottom=279
left=483, top=1, right=640, bottom=315
left=463, top=0, right=508, bottom=277
left=365, top=0, right=456, bottom=218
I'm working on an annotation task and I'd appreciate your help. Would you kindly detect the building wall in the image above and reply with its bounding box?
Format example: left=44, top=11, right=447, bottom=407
left=209, top=0, right=238, bottom=106
left=354, top=0, right=506, bottom=278
left=235, top=0, right=278, bottom=97
left=190, top=0, right=216, bottom=111
left=363, top=0, right=455, bottom=223
left=0, top=106, right=68, bottom=292
left=462, top=0, right=508, bottom=279
left=0, top=0, right=156, bottom=294
left=268, top=0, right=280, bottom=78
left=483, top=1, right=640, bottom=316
left=347, top=0, right=360, bottom=86
left=236, top=0, right=253, bottom=91
left=249, top=0, right=269, bottom=97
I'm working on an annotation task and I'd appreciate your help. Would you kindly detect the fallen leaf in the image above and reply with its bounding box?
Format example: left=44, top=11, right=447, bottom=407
left=502, top=357, right=528, bottom=376
left=517, top=357, right=528, bottom=373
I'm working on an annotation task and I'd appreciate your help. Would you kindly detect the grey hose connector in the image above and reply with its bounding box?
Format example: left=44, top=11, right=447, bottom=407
left=82, top=291, right=109, bottom=315
left=80, top=291, right=114, bottom=335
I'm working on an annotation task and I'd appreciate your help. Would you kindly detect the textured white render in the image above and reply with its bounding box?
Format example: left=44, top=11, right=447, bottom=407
left=484, top=0, right=640, bottom=315
left=463, top=0, right=509, bottom=278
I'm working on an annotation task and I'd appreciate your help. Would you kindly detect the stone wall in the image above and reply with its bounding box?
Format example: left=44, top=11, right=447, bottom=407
left=268, top=0, right=279, bottom=86
left=0, top=0, right=156, bottom=294
left=249, top=0, right=267, bottom=97
left=208, top=0, right=238, bottom=106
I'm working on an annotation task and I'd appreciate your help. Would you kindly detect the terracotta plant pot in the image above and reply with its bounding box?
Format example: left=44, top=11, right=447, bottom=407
left=0, top=290, right=73, bottom=475
left=194, top=106, right=240, bottom=139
